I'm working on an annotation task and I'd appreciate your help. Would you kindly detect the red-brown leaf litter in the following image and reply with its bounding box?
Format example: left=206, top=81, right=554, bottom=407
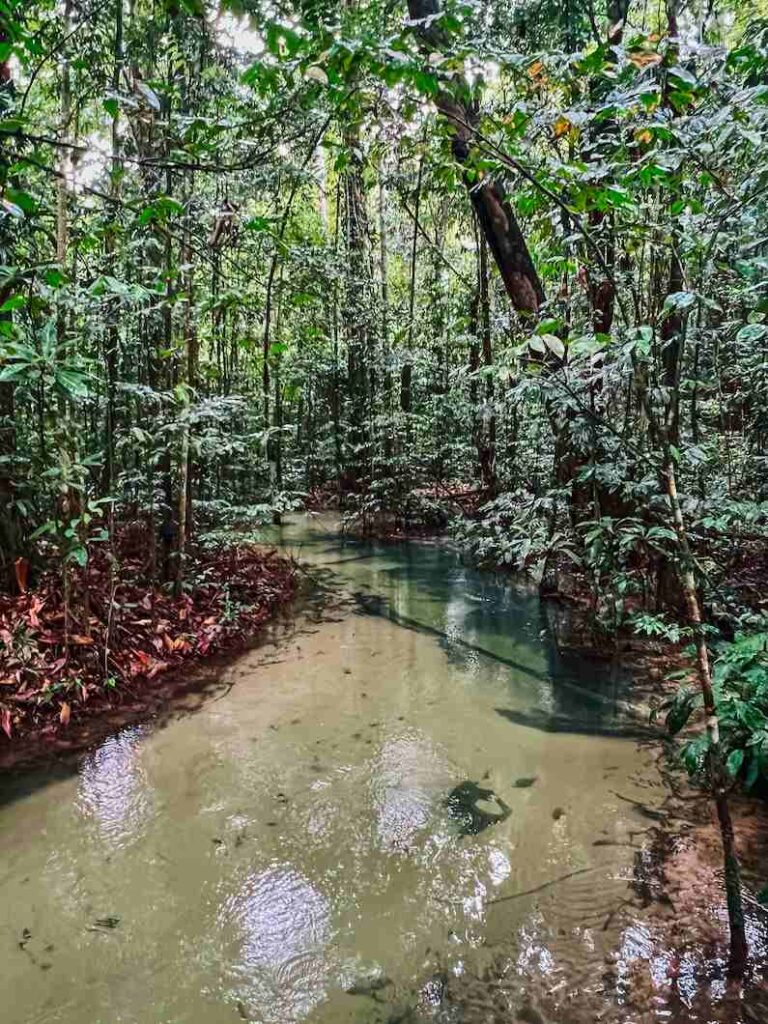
left=0, top=539, right=296, bottom=753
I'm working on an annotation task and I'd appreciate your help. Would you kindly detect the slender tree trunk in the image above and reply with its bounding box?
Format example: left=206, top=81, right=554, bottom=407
left=477, top=233, right=497, bottom=493
left=378, top=162, right=392, bottom=433
left=175, top=423, right=189, bottom=596
left=664, top=453, right=748, bottom=977
left=57, top=0, right=74, bottom=653
left=401, top=153, right=423, bottom=455
left=0, top=29, right=20, bottom=587
left=343, top=118, right=373, bottom=488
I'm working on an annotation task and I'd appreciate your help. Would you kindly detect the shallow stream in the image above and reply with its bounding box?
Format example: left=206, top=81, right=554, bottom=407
left=0, top=516, right=718, bottom=1023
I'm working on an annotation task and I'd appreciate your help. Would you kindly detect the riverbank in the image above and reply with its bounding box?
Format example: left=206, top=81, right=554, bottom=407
left=0, top=540, right=297, bottom=768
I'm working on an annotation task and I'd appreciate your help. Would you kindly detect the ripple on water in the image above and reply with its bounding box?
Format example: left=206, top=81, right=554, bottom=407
left=369, top=730, right=454, bottom=854
left=219, top=864, right=333, bottom=1023
left=75, top=726, right=155, bottom=849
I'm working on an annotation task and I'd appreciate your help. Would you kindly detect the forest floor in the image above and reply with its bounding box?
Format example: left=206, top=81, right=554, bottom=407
left=0, top=536, right=297, bottom=768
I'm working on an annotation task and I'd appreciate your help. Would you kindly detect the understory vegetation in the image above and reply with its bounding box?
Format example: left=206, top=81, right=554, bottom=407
left=4, top=0, right=768, bottom=973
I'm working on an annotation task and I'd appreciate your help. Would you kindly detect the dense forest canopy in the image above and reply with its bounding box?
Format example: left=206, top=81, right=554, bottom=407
left=2, top=0, right=768, bottom=564
left=3, top=6, right=768, bottom=717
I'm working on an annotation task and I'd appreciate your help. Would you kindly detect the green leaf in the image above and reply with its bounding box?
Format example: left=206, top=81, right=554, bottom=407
left=528, top=336, right=546, bottom=355
left=0, top=363, right=33, bottom=383
left=662, top=291, right=697, bottom=315
left=265, top=21, right=303, bottom=59
left=745, top=754, right=761, bottom=790
left=44, top=269, right=65, bottom=288
left=244, top=216, right=273, bottom=232
left=668, top=66, right=697, bottom=86
left=5, top=189, right=36, bottom=214
left=726, top=748, right=745, bottom=777
left=542, top=334, right=565, bottom=360
left=138, top=196, right=183, bottom=225
left=68, top=546, right=88, bottom=567
left=413, top=69, right=439, bottom=96
left=1, top=199, right=24, bottom=219
left=667, top=689, right=696, bottom=735
left=55, top=369, right=90, bottom=398
left=736, top=323, right=768, bottom=343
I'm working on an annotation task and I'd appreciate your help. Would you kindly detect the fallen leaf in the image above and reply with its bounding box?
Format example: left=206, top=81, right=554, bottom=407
left=553, top=115, right=572, bottom=138
left=628, top=51, right=662, bottom=68
left=59, top=702, right=71, bottom=726
left=28, top=596, right=43, bottom=628
left=1, top=707, right=11, bottom=738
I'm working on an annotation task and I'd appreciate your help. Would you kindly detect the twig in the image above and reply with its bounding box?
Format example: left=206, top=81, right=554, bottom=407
left=486, top=866, right=599, bottom=905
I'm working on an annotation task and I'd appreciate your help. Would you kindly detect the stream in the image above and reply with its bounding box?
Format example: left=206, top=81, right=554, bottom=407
left=0, top=516, right=711, bottom=1023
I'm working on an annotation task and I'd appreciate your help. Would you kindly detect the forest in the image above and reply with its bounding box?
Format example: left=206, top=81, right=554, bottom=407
left=3, top=0, right=768, bottom=1019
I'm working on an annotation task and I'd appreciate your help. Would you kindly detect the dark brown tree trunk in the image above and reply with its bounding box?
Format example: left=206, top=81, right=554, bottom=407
left=406, top=0, right=544, bottom=319
left=472, top=232, right=497, bottom=492
left=0, top=30, right=20, bottom=588
left=343, top=119, right=372, bottom=487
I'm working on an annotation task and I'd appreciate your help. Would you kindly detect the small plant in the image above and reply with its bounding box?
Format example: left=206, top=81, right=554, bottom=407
left=660, top=631, right=768, bottom=789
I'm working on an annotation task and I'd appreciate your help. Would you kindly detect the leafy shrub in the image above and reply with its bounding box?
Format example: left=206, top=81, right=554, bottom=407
left=662, top=631, right=768, bottom=788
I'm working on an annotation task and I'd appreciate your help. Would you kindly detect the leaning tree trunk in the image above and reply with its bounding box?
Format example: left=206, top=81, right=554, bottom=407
left=406, top=0, right=544, bottom=319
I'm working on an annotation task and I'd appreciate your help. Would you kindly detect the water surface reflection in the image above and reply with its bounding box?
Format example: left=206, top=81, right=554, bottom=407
left=1, top=515, right=749, bottom=1024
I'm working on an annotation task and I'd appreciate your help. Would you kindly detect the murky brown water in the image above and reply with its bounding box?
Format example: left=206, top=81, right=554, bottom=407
left=2, top=516, right=765, bottom=1023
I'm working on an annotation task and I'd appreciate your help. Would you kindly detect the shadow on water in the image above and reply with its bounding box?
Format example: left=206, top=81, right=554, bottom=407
left=493, top=706, right=654, bottom=739
left=333, top=533, right=648, bottom=739
left=0, top=761, right=79, bottom=810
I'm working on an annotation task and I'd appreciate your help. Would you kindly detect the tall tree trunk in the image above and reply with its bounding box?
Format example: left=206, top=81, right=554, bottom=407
left=401, top=152, right=422, bottom=461
left=343, top=118, right=372, bottom=488
left=57, top=0, right=76, bottom=651
left=474, top=231, right=497, bottom=492
left=0, top=27, right=20, bottom=587
left=664, top=453, right=748, bottom=976
left=103, top=0, right=123, bottom=498
left=378, top=162, right=392, bottom=427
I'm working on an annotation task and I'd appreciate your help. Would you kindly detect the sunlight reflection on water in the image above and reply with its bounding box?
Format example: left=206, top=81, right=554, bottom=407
left=220, top=865, right=333, bottom=1023
left=75, top=726, right=155, bottom=848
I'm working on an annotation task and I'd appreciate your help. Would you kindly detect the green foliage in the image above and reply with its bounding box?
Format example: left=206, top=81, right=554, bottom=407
left=656, top=632, right=768, bottom=790
left=1, top=0, right=768, bottom=679
left=711, top=632, right=768, bottom=789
